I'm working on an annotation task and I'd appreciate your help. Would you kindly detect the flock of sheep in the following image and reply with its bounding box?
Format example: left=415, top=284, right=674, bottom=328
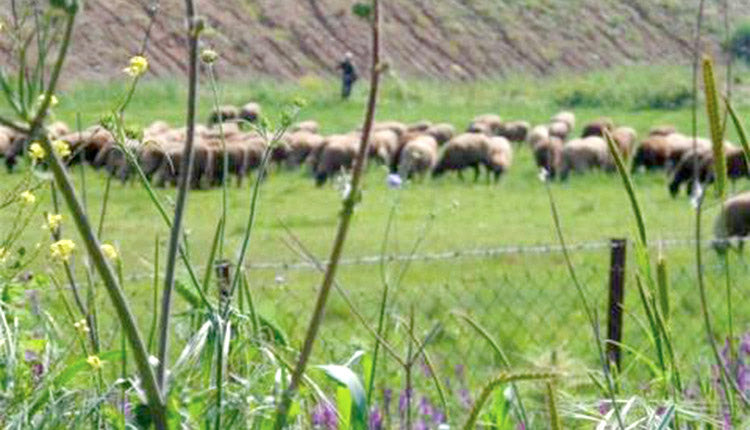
left=0, top=102, right=747, bottom=196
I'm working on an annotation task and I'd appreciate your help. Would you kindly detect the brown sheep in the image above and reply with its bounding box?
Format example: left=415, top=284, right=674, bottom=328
left=548, top=120, right=571, bottom=140
left=631, top=133, right=711, bottom=172
left=208, top=105, right=239, bottom=125
left=714, top=192, right=750, bottom=252
left=407, top=120, right=432, bottom=133
left=290, top=120, right=320, bottom=134
left=48, top=121, right=70, bottom=139
left=534, top=136, right=563, bottom=179
left=425, top=123, right=455, bottom=145
left=397, top=135, right=439, bottom=181
left=610, top=126, right=637, bottom=159
left=432, top=133, right=489, bottom=181
left=467, top=114, right=502, bottom=135
left=466, top=121, right=493, bottom=136
left=484, top=136, right=513, bottom=181
left=497, top=121, right=530, bottom=143
left=239, top=102, right=261, bottom=123
left=649, top=125, right=677, bottom=137
left=314, top=134, right=360, bottom=186
left=368, top=129, right=399, bottom=165
left=560, top=136, right=613, bottom=180
left=372, top=121, right=408, bottom=138
left=528, top=125, right=550, bottom=147
left=285, top=131, right=325, bottom=168
left=669, top=145, right=748, bottom=197
left=581, top=118, right=614, bottom=138
left=551, top=111, right=576, bottom=131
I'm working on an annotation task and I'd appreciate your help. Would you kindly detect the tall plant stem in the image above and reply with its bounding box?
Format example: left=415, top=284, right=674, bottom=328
left=27, top=9, right=167, bottom=428
left=274, top=2, right=382, bottom=426
left=156, top=0, right=201, bottom=391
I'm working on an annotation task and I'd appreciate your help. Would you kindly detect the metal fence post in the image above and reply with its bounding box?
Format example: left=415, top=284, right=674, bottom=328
left=606, top=238, right=627, bottom=370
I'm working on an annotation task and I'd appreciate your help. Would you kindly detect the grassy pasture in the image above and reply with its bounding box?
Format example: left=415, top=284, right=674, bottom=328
left=4, top=64, right=750, bottom=419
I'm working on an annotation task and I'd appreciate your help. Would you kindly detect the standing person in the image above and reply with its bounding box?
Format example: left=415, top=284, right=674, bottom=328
left=337, top=52, right=358, bottom=100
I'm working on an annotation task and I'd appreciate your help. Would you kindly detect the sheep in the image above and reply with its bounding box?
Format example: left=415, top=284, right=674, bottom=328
left=528, top=125, right=550, bottom=147
left=432, top=133, right=489, bottom=181
left=407, top=120, right=432, bottom=133
left=559, top=136, right=613, bottom=180
left=649, top=125, right=677, bottom=137
left=285, top=131, right=325, bottom=168
left=484, top=136, right=513, bottom=181
left=425, top=123, right=455, bottom=145
left=314, top=134, right=360, bottom=186
left=714, top=192, right=750, bottom=253
left=239, top=102, right=261, bottom=123
left=610, top=126, right=637, bottom=159
left=48, top=121, right=70, bottom=139
left=290, top=120, right=320, bottom=134
left=467, top=114, right=502, bottom=135
left=581, top=118, right=614, bottom=138
left=372, top=121, right=408, bottom=138
left=669, top=145, right=748, bottom=197
left=497, top=121, right=530, bottom=143
left=534, top=136, right=563, bottom=178
left=548, top=120, right=571, bottom=140
left=631, top=133, right=711, bottom=172
left=551, top=111, right=576, bottom=131
left=397, top=135, right=439, bottom=181
left=208, top=105, right=239, bottom=125
left=368, top=129, right=399, bottom=165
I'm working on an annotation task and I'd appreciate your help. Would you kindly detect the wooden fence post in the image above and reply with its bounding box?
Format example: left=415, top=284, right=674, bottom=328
left=606, top=238, right=627, bottom=370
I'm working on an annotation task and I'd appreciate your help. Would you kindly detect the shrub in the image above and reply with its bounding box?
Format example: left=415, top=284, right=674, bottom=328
left=730, top=21, right=750, bottom=63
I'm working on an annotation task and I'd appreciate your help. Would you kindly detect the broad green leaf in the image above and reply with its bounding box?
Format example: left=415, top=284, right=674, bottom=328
left=318, top=364, right=368, bottom=430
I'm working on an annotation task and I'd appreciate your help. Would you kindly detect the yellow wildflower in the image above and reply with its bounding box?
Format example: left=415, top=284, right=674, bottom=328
left=37, top=94, right=59, bottom=107
left=86, top=355, right=102, bottom=370
left=20, top=191, right=36, bottom=205
left=29, top=142, right=46, bottom=162
left=200, top=48, right=218, bottom=64
left=52, top=140, right=71, bottom=158
left=123, top=55, right=148, bottom=77
left=45, top=213, right=63, bottom=231
left=50, top=239, right=75, bottom=262
left=100, top=243, right=118, bottom=260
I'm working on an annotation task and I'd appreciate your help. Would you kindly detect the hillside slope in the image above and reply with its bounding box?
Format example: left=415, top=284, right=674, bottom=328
left=5, top=0, right=749, bottom=81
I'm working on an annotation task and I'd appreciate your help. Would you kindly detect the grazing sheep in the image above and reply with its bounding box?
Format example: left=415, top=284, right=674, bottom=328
left=407, top=120, right=432, bottom=133
left=48, top=121, right=70, bottom=139
left=314, top=134, right=360, bottom=186
left=631, top=133, right=711, bottom=172
left=468, top=114, right=502, bottom=135
left=368, top=129, right=399, bottom=165
left=669, top=145, right=748, bottom=197
left=581, top=118, right=614, bottom=138
left=432, top=133, right=489, bottom=181
left=528, top=125, right=550, bottom=148
left=548, top=120, right=571, bottom=140
left=484, top=136, right=513, bottom=181
left=551, top=111, right=576, bottom=131
left=425, top=123, right=455, bottom=145
left=285, top=131, right=325, bottom=168
left=208, top=105, right=239, bottom=125
left=497, top=121, right=530, bottom=143
left=534, top=136, right=563, bottom=178
left=240, top=102, right=261, bottom=123
left=397, top=135, right=439, bottom=180
left=560, top=136, right=613, bottom=179
left=649, top=125, right=677, bottom=137
left=372, top=121, right=408, bottom=138
left=290, top=120, right=320, bottom=134
left=610, top=126, right=637, bottom=159
left=714, top=192, right=750, bottom=252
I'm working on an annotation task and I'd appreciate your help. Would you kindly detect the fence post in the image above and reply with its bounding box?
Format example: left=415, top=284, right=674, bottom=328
left=606, top=238, right=627, bottom=370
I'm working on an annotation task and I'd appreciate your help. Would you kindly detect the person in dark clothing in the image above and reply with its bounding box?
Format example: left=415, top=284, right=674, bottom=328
left=337, top=52, right=358, bottom=99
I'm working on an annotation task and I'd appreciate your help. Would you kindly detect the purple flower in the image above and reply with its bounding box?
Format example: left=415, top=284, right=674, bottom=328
left=517, top=422, right=526, bottom=430
left=419, top=396, right=433, bottom=417
left=415, top=419, right=428, bottom=430
left=386, top=173, right=403, bottom=189
left=598, top=401, right=611, bottom=416
left=459, top=388, right=472, bottom=409
left=741, top=334, right=750, bottom=357
left=433, top=409, right=446, bottom=424
left=383, top=388, right=393, bottom=413
left=399, top=389, right=412, bottom=414
left=369, top=406, right=383, bottom=430
left=311, top=402, right=337, bottom=430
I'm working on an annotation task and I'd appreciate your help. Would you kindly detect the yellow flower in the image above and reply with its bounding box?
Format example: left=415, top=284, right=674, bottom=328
left=123, top=55, right=148, bottom=77
left=52, top=140, right=71, bottom=158
left=50, top=239, right=75, bottom=262
left=100, top=243, right=118, bottom=260
left=73, top=319, right=90, bottom=333
left=200, top=48, right=218, bottom=64
left=37, top=94, right=59, bottom=107
left=86, top=355, right=102, bottom=370
left=45, top=213, right=63, bottom=231
left=20, top=191, right=36, bottom=205
left=29, top=142, right=46, bottom=162
left=0, top=248, right=8, bottom=263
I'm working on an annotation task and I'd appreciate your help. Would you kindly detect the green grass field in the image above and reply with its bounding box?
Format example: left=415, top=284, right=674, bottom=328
left=4, top=64, right=750, bottom=420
